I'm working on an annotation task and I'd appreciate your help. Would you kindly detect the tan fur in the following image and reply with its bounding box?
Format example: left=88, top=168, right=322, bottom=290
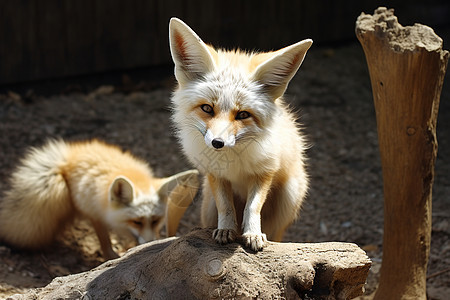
left=169, top=18, right=312, bottom=251
left=0, top=139, right=199, bottom=259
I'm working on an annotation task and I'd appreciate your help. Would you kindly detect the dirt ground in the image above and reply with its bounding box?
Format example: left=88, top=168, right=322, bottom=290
left=0, top=41, right=449, bottom=299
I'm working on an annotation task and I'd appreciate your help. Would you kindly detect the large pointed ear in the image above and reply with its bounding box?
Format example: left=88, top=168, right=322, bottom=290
left=109, top=176, right=135, bottom=205
left=251, top=39, right=313, bottom=100
left=169, top=18, right=216, bottom=86
left=157, top=169, right=200, bottom=237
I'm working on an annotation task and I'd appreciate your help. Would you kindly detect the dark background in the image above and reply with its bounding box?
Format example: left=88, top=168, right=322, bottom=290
left=1, top=0, right=449, bottom=86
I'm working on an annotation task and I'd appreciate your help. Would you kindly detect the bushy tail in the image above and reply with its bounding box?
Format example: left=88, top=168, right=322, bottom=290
left=0, top=140, right=73, bottom=249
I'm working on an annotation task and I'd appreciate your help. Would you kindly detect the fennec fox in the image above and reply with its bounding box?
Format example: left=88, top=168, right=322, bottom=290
left=0, top=139, right=199, bottom=259
left=169, top=18, right=311, bottom=251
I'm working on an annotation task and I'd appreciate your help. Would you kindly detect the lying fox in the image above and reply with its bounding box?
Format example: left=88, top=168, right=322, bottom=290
left=0, top=139, right=199, bottom=259
left=169, top=18, right=311, bottom=251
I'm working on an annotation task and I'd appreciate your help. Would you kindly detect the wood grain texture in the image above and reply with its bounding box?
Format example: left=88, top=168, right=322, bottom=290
left=356, top=7, right=449, bottom=300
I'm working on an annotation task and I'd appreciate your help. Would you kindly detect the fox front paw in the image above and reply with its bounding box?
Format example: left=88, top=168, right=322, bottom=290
left=213, top=228, right=237, bottom=245
left=242, top=233, right=267, bottom=252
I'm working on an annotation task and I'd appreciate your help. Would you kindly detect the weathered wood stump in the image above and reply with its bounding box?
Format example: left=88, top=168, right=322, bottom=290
left=9, top=228, right=371, bottom=299
left=356, top=7, right=449, bottom=300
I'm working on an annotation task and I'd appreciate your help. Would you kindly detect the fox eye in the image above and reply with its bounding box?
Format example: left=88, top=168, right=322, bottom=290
left=150, top=217, right=162, bottom=228
left=236, top=111, right=251, bottom=120
left=200, top=104, right=214, bottom=115
left=130, top=219, right=143, bottom=227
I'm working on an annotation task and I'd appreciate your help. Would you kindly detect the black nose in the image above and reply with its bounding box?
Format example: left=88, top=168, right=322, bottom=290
left=211, top=138, right=225, bottom=149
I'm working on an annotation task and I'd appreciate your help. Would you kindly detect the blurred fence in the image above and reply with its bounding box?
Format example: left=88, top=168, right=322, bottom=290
left=0, top=0, right=448, bottom=85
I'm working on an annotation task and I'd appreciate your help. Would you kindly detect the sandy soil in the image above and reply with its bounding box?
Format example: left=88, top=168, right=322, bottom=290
left=0, top=42, right=448, bottom=299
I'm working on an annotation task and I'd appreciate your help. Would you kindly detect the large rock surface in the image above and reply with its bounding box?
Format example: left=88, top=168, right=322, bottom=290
left=9, top=228, right=371, bottom=300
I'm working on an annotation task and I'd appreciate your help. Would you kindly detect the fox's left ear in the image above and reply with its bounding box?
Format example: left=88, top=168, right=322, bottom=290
left=157, top=169, right=200, bottom=237
left=252, top=39, right=313, bottom=100
left=110, top=176, right=135, bottom=205
left=169, top=18, right=216, bottom=87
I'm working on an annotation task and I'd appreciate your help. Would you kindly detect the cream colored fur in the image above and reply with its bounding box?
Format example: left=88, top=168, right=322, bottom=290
left=0, top=139, right=199, bottom=259
left=169, top=18, right=311, bottom=251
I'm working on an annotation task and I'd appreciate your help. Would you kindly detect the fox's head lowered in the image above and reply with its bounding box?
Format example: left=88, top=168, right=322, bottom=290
left=169, top=18, right=312, bottom=169
left=106, top=169, right=199, bottom=243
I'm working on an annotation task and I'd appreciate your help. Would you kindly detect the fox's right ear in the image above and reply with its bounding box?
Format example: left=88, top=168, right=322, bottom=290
left=109, top=176, right=135, bottom=205
left=169, top=18, right=216, bottom=86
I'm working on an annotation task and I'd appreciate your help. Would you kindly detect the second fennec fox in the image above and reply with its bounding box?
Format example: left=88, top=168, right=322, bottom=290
left=169, top=18, right=311, bottom=251
left=0, top=139, right=199, bottom=259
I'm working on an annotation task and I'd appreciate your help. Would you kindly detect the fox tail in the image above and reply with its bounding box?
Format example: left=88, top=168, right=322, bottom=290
left=0, top=140, right=73, bottom=249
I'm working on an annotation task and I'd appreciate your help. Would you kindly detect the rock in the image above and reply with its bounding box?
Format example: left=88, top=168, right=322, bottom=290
left=12, top=228, right=371, bottom=300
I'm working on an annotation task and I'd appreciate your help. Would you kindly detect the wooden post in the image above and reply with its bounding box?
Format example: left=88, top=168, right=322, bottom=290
left=356, top=7, right=449, bottom=299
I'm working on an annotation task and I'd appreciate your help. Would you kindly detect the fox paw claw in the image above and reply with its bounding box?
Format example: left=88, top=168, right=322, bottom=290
left=213, top=229, right=237, bottom=244
left=242, top=233, right=267, bottom=252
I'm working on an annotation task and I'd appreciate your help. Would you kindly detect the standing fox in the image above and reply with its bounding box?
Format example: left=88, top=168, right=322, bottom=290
left=0, top=139, right=199, bottom=259
left=169, top=18, right=311, bottom=251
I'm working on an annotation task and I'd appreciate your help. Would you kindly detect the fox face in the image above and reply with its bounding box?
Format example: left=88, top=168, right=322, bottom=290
left=107, top=170, right=199, bottom=244
left=173, top=93, right=268, bottom=176
left=184, top=81, right=275, bottom=149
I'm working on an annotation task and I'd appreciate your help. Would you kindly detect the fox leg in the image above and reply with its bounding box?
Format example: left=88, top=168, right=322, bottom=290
left=262, top=175, right=306, bottom=242
left=242, top=175, right=273, bottom=251
left=91, top=220, right=119, bottom=260
left=200, top=179, right=218, bottom=227
left=207, top=174, right=238, bottom=244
